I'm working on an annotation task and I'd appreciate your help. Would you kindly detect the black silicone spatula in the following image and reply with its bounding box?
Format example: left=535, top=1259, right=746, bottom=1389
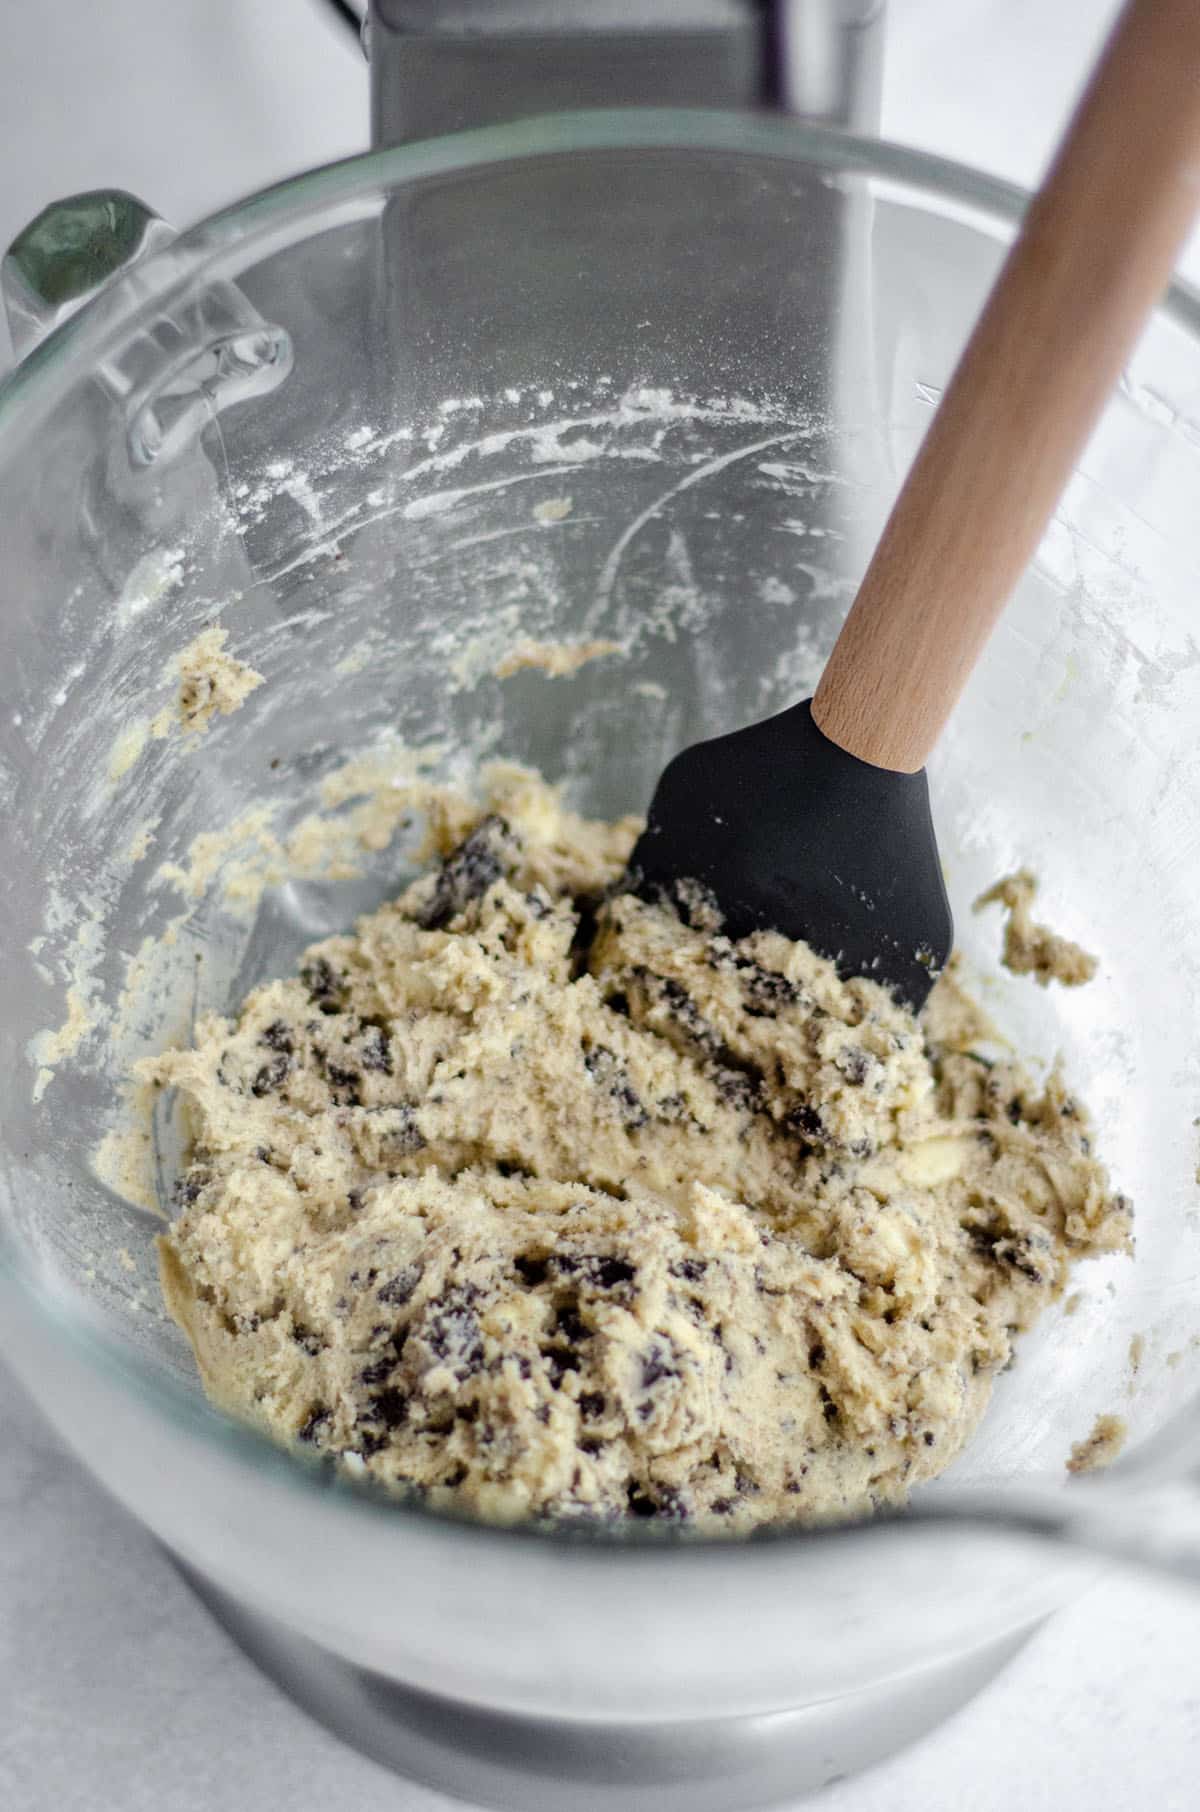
left=629, top=0, right=1200, bottom=1011
left=630, top=701, right=951, bottom=1009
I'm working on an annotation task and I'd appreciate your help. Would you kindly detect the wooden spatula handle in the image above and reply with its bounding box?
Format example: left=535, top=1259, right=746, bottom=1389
left=812, top=0, right=1200, bottom=774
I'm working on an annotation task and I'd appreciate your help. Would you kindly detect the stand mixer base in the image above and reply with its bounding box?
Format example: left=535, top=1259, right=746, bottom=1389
left=176, top=1558, right=1035, bottom=1809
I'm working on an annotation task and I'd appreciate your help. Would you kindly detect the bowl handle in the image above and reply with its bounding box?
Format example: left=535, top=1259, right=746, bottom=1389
left=1, top=190, right=292, bottom=466
left=2, top=190, right=177, bottom=358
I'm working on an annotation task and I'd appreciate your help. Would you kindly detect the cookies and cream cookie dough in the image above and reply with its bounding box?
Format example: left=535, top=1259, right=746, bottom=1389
left=975, top=869, right=1098, bottom=988
left=148, top=768, right=1130, bottom=1532
left=1067, top=1411, right=1128, bottom=1474
left=167, top=627, right=263, bottom=739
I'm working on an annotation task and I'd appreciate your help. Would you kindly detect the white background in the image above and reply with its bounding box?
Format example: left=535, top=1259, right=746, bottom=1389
left=1, top=2, right=1198, bottom=1808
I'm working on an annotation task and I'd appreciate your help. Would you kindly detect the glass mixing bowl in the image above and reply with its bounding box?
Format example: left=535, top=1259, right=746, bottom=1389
left=2, top=113, right=1199, bottom=1809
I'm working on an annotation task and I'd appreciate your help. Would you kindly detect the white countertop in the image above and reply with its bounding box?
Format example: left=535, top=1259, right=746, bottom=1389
left=3, top=4, right=1199, bottom=1808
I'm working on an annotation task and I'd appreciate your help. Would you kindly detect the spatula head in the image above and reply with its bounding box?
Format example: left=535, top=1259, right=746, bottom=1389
left=627, top=700, right=952, bottom=1012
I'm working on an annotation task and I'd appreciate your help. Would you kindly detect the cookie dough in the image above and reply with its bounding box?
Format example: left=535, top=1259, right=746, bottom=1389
left=162, top=627, right=263, bottom=740
left=149, top=768, right=1130, bottom=1532
left=109, top=629, right=264, bottom=783
left=975, top=869, right=1098, bottom=988
left=493, top=638, right=622, bottom=679
left=1067, top=1412, right=1127, bottom=1474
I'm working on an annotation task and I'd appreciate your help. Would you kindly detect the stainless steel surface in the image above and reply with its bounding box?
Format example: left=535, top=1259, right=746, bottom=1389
left=369, top=1, right=883, bottom=144
left=178, top=1554, right=1037, bottom=1810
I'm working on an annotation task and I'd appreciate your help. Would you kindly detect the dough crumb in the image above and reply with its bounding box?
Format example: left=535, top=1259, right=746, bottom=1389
left=974, top=869, right=1098, bottom=987
left=494, top=639, right=622, bottom=681
left=125, top=820, right=157, bottom=864
left=1067, top=1412, right=1127, bottom=1474
left=156, top=627, right=263, bottom=740
left=532, top=496, right=572, bottom=524
left=148, top=769, right=1131, bottom=1534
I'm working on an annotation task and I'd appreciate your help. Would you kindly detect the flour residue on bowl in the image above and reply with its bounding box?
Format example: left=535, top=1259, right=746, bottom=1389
left=116, top=545, right=187, bottom=631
